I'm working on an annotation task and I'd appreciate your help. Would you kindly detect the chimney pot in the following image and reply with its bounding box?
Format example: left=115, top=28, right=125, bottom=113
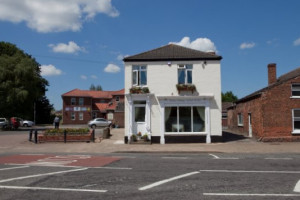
left=268, top=63, right=277, bottom=85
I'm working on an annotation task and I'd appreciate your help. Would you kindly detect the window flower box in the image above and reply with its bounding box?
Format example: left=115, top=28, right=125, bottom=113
left=129, top=86, right=150, bottom=94
left=176, top=84, right=196, bottom=93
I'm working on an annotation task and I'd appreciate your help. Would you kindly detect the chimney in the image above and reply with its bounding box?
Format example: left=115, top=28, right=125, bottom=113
left=268, top=63, right=277, bottom=85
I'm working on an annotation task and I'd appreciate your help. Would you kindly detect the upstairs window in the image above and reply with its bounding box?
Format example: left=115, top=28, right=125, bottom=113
left=178, top=64, right=193, bottom=84
left=71, top=98, right=76, bottom=105
left=132, top=66, right=147, bottom=86
left=79, top=98, right=84, bottom=105
left=116, top=96, right=120, bottom=102
left=291, top=84, right=300, bottom=97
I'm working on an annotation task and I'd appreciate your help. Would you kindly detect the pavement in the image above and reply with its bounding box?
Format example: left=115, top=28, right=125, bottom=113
left=1, top=126, right=300, bottom=154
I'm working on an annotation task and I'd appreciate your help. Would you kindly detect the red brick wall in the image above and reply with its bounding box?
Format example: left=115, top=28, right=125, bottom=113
left=62, top=96, right=93, bottom=124
left=261, top=76, right=300, bottom=137
left=228, top=76, right=300, bottom=140
left=228, top=97, right=263, bottom=138
left=113, top=112, right=124, bottom=128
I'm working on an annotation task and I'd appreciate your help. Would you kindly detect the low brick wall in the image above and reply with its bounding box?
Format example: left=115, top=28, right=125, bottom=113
left=260, top=135, right=300, bottom=142
left=38, top=131, right=92, bottom=142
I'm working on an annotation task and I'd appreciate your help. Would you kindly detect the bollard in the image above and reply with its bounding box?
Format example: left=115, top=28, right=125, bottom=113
left=29, top=129, right=33, bottom=141
left=64, top=129, right=67, bottom=143
left=34, top=130, right=38, bottom=144
left=92, top=129, right=95, bottom=142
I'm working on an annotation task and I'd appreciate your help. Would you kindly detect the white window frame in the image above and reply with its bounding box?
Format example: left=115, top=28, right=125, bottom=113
left=71, top=112, right=75, bottom=120
left=291, top=84, right=300, bottom=98
left=79, top=113, right=83, bottom=120
left=292, top=109, right=300, bottom=134
left=71, top=98, right=76, bottom=105
left=132, top=65, right=147, bottom=86
left=178, top=64, right=193, bottom=84
left=165, top=106, right=206, bottom=133
left=79, top=98, right=84, bottom=105
left=237, top=113, right=243, bottom=126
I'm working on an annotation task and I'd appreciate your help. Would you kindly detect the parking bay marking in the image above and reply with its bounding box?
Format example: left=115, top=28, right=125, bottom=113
left=139, top=171, right=199, bottom=191
left=0, top=166, right=29, bottom=171
left=203, top=193, right=300, bottom=197
left=199, top=169, right=300, bottom=174
left=0, top=168, right=88, bottom=183
left=0, top=185, right=107, bottom=193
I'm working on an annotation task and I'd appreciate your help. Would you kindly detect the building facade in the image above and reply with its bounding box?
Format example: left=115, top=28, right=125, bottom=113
left=61, top=89, right=124, bottom=127
left=124, top=44, right=222, bottom=144
left=228, top=63, right=300, bottom=141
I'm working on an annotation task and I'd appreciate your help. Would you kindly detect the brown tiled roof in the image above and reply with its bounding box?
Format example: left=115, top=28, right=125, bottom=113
left=62, top=89, right=124, bottom=99
left=236, top=66, right=300, bottom=103
left=123, top=44, right=222, bottom=62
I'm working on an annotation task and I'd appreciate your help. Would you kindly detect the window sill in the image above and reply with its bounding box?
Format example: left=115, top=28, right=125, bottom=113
left=290, top=96, right=300, bottom=99
left=238, top=124, right=244, bottom=127
left=291, top=131, right=300, bottom=134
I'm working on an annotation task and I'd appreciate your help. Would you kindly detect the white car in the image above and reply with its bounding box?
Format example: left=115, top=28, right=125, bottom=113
left=0, top=118, right=8, bottom=128
left=22, top=120, right=35, bottom=127
left=88, top=118, right=111, bottom=129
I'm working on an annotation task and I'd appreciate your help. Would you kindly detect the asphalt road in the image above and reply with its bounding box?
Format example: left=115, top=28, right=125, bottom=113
left=0, top=153, right=300, bottom=200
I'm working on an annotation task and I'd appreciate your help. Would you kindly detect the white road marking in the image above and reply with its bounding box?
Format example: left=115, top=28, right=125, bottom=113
left=265, top=158, right=293, bottom=160
left=208, top=154, right=238, bottom=159
left=203, top=193, right=300, bottom=197
left=209, top=154, right=219, bottom=159
left=5, top=163, right=81, bottom=168
left=91, top=167, right=132, bottom=170
left=20, top=154, right=45, bottom=155
left=162, top=157, right=188, bottom=159
left=139, top=171, right=199, bottom=191
left=0, top=166, right=29, bottom=171
left=294, top=180, right=300, bottom=192
left=200, top=169, right=300, bottom=174
left=0, top=168, right=88, bottom=183
left=0, top=185, right=107, bottom=193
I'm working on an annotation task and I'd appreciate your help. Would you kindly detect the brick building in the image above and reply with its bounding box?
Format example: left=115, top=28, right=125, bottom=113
left=61, top=89, right=124, bottom=127
left=227, top=63, right=300, bottom=141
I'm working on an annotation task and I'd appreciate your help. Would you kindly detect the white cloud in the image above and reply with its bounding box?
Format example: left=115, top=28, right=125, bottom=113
left=40, top=64, right=62, bottom=76
left=293, top=38, right=300, bottom=46
left=104, top=64, right=120, bottom=73
left=117, top=54, right=129, bottom=61
left=91, top=75, right=98, bottom=79
left=49, top=41, right=84, bottom=54
left=170, top=37, right=217, bottom=52
left=80, top=75, right=87, bottom=80
left=240, top=42, right=256, bottom=49
left=0, top=0, right=119, bottom=33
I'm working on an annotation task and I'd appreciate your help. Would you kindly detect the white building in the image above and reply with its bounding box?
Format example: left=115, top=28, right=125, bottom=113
left=124, top=44, right=222, bottom=144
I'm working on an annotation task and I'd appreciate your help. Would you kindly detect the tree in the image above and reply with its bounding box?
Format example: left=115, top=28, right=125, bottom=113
left=90, top=84, right=102, bottom=91
left=35, top=96, right=55, bottom=124
left=222, top=91, right=238, bottom=102
left=89, top=84, right=96, bottom=91
left=0, top=42, right=49, bottom=120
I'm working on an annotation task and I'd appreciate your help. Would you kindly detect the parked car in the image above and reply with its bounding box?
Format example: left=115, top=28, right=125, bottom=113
left=88, top=118, right=111, bottom=129
left=22, top=120, right=35, bottom=127
left=0, top=118, right=8, bottom=129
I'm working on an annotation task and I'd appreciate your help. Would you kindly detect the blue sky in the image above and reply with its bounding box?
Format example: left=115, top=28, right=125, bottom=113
left=1, top=0, right=300, bottom=110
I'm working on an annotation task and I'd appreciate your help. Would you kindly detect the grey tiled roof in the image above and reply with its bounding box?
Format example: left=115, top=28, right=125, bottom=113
left=236, top=66, right=300, bottom=103
left=123, top=44, right=222, bottom=62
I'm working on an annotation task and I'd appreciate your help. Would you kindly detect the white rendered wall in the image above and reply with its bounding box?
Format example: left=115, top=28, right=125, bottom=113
left=124, top=60, right=222, bottom=137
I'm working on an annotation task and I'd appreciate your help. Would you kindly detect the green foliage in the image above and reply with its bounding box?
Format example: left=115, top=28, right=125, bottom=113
left=45, top=128, right=90, bottom=136
left=0, top=42, right=49, bottom=119
left=35, top=96, right=55, bottom=124
left=90, top=84, right=102, bottom=91
left=129, top=86, right=150, bottom=94
left=222, top=91, right=238, bottom=102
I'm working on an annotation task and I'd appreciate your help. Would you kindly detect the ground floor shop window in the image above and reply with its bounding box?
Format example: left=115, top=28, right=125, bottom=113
left=165, top=106, right=205, bottom=133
